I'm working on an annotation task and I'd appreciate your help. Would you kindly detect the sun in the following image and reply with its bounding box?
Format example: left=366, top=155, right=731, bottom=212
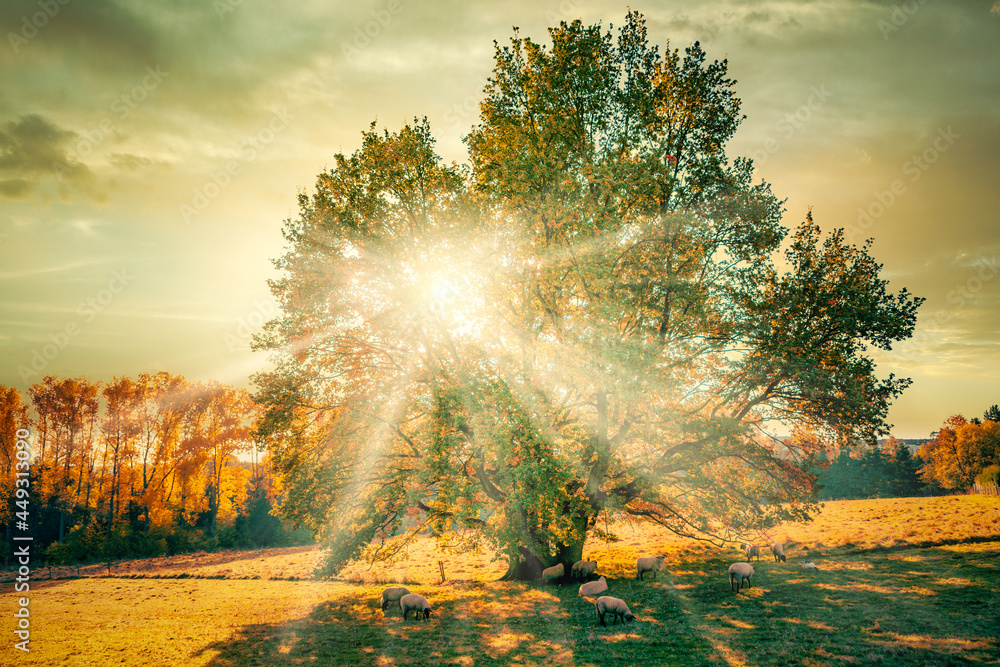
left=416, top=255, right=492, bottom=343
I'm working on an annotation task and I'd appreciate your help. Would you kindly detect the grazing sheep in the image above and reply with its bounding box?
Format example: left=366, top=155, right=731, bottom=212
left=743, top=544, right=760, bottom=562
left=541, top=562, right=565, bottom=584
left=578, top=576, right=608, bottom=597
left=595, top=596, right=635, bottom=626
left=571, top=559, right=598, bottom=580
left=380, top=586, right=411, bottom=611
left=801, top=561, right=820, bottom=572
left=770, top=542, right=786, bottom=563
left=399, top=593, right=431, bottom=620
left=728, top=562, right=754, bottom=593
left=636, top=555, right=665, bottom=580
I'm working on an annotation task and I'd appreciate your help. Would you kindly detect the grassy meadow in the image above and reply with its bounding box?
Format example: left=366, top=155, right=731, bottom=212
left=3, top=495, right=999, bottom=666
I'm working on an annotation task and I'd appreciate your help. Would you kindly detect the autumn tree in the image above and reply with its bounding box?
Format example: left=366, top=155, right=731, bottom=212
left=100, top=376, right=143, bottom=533
left=919, top=416, right=1000, bottom=490
left=197, top=383, right=255, bottom=535
left=254, top=13, right=923, bottom=576
left=133, top=372, right=191, bottom=527
left=0, top=386, right=30, bottom=554
left=29, top=376, right=100, bottom=541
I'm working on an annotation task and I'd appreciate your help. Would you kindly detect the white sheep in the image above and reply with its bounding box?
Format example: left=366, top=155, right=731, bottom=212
left=578, top=576, right=608, bottom=597
left=728, top=562, right=754, bottom=593
left=742, top=544, right=760, bottom=562
left=541, top=562, right=564, bottom=584
left=571, top=559, right=598, bottom=580
left=380, top=586, right=411, bottom=611
left=399, top=593, right=431, bottom=620
left=770, top=542, right=786, bottom=563
left=595, top=596, right=635, bottom=626
left=635, top=555, right=665, bottom=580
left=801, top=561, right=820, bottom=571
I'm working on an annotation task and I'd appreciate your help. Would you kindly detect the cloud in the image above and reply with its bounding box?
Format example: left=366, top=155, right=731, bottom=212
left=0, top=0, right=160, bottom=68
left=0, top=114, right=74, bottom=172
left=0, top=178, right=32, bottom=199
left=0, top=114, right=96, bottom=199
left=108, top=152, right=168, bottom=171
left=0, top=257, right=124, bottom=281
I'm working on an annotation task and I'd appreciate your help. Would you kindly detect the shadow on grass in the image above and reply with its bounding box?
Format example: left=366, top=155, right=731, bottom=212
left=844, top=535, right=1000, bottom=555
left=676, top=544, right=1000, bottom=666
left=192, top=580, right=720, bottom=667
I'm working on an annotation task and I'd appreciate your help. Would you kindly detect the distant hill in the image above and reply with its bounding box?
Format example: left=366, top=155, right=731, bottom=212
left=772, top=436, right=931, bottom=458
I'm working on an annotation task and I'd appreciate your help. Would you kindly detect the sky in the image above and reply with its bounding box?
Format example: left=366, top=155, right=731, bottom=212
left=0, top=0, right=998, bottom=439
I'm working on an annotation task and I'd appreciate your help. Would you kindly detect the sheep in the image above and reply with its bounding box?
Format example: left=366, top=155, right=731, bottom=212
left=595, top=596, right=635, bottom=626
left=742, top=544, right=760, bottom=562
left=541, top=562, right=564, bottom=584
left=578, top=576, right=608, bottom=597
left=571, top=559, right=598, bottom=580
left=399, top=593, right=431, bottom=620
left=728, top=562, right=754, bottom=593
left=801, top=561, right=820, bottom=572
left=770, top=542, right=786, bottom=563
left=380, top=586, right=411, bottom=611
left=636, top=555, right=665, bottom=580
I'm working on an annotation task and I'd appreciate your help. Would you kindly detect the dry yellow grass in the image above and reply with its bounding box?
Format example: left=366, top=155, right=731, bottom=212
left=2, top=545, right=321, bottom=582
left=770, top=495, right=1000, bottom=553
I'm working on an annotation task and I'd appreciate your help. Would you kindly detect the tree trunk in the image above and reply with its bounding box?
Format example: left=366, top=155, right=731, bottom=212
left=498, top=546, right=544, bottom=582
left=554, top=540, right=585, bottom=576
left=206, top=483, right=217, bottom=536
left=497, top=558, right=518, bottom=581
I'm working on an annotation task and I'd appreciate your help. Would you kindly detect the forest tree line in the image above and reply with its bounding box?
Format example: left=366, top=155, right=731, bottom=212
left=0, top=374, right=310, bottom=568
left=1, top=372, right=996, bottom=567
left=814, top=404, right=1000, bottom=500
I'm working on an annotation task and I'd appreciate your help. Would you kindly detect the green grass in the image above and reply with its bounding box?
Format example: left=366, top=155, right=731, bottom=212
left=5, top=495, right=999, bottom=666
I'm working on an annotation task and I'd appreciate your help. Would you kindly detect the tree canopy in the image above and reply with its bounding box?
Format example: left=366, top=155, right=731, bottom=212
left=253, top=12, right=923, bottom=576
left=919, top=415, right=1000, bottom=490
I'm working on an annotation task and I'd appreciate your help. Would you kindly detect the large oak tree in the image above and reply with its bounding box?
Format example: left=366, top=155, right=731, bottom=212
left=253, top=13, right=923, bottom=576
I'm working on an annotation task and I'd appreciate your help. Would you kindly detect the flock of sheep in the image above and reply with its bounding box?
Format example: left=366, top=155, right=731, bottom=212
left=380, top=541, right=819, bottom=626
left=729, top=541, right=820, bottom=593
